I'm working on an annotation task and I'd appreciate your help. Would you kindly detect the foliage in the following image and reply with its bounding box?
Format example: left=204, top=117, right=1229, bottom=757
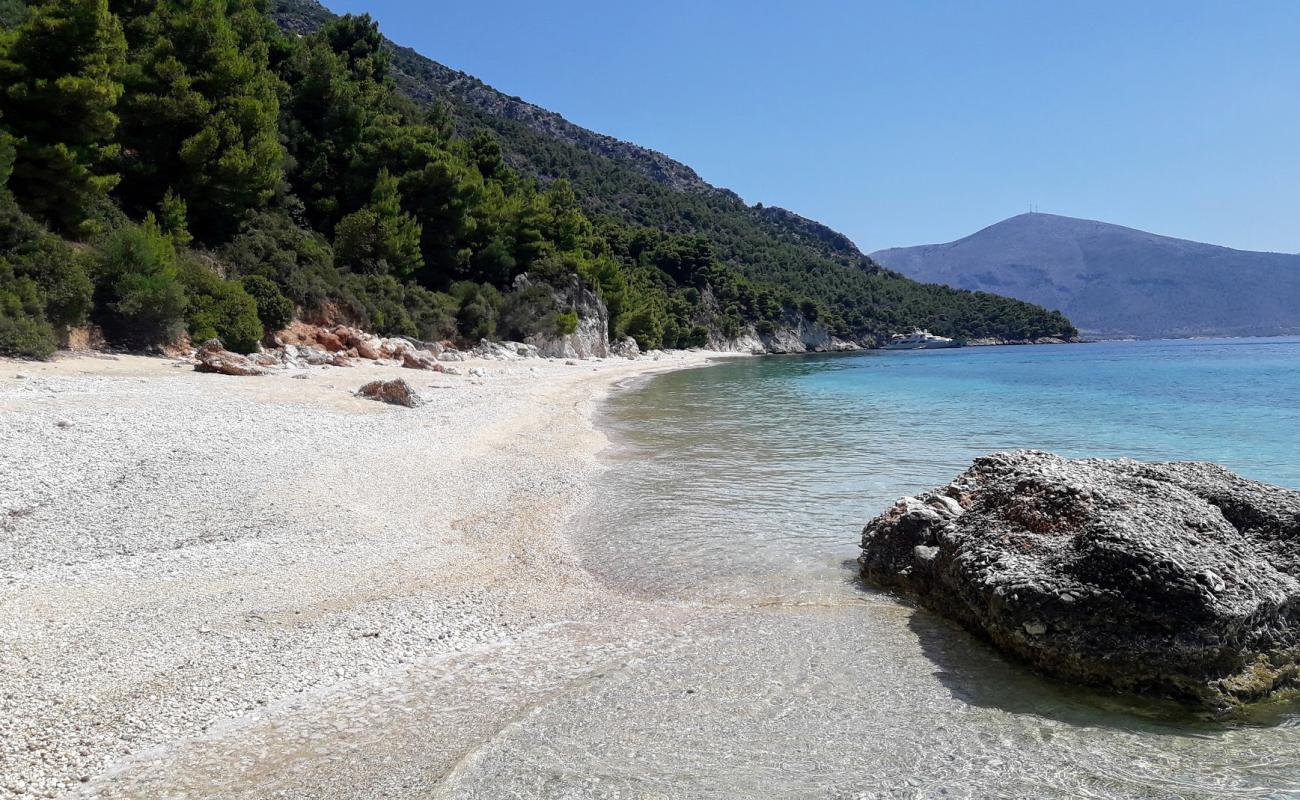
left=0, top=0, right=126, bottom=234
left=0, top=256, right=57, bottom=357
left=220, top=210, right=338, bottom=309
left=112, top=0, right=283, bottom=242
left=239, top=273, right=292, bottom=333
left=91, top=216, right=186, bottom=345
left=333, top=169, right=423, bottom=278
left=177, top=253, right=262, bottom=352
left=0, top=0, right=1078, bottom=356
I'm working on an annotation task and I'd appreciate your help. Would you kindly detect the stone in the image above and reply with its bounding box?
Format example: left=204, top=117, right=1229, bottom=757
left=355, top=378, right=422, bottom=408
left=314, top=330, right=346, bottom=353
left=194, top=340, right=267, bottom=377
left=610, top=336, right=640, bottom=359
left=401, top=350, right=445, bottom=372
left=859, top=450, right=1300, bottom=710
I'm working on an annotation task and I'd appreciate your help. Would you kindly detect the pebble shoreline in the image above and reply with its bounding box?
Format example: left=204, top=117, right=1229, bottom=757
left=0, top=350, right=723, bottom=798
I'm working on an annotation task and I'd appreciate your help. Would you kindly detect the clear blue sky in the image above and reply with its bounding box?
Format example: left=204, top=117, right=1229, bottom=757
left=326, top=0, right=1300, bottom=254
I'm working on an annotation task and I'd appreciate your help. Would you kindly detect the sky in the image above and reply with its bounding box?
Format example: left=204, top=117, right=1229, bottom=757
left=325, top=0, right=1300, bottom=254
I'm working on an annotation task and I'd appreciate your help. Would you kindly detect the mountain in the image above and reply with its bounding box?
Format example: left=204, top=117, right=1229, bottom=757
left=269, top=0, right=1077, bottom=345
left=872, top=213, right=1300, bottom=338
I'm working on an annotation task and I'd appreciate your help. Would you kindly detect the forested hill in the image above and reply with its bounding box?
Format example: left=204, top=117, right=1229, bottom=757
left=270, top=0, right=1075, bottom=344
left=0, top=0, right=1072, bottom=361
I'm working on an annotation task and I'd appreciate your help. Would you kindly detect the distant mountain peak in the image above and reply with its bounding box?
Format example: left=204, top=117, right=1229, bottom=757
left=872, top=214, right=1300, bottom=338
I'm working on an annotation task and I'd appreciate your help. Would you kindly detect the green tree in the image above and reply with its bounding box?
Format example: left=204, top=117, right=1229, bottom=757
left=114, top=0, right=282, bottom=241
left=178, top=254, right=261, bottom=352
left=0, top=0, right=125, bottom=233
left=92, top=215, right=187, bottom=345
left=334, top=169, right=422, bottom=278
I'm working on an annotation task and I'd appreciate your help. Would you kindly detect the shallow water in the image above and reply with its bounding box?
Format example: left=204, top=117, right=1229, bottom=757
left=527, top=337, right=1300, bottom=798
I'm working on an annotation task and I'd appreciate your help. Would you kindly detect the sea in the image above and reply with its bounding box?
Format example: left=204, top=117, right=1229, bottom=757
left=508, top=337, right=1300, bottom=799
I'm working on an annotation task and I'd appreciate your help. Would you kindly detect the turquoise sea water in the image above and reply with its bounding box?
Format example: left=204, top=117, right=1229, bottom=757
left=582, top=337, right=1300, bottom=604
left=501, top=337, right=1300, bottom=799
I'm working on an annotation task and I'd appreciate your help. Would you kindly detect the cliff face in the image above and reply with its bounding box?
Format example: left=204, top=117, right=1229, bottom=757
left=517, top=274, right=611, bottom=359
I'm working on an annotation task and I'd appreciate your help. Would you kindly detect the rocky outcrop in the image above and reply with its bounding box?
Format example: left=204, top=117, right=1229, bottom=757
left=610, top=336, right=640, bottom=359
left=517, top=274, right=611, bottom=359
left=355, top=378, right=422, bottom=407
left=860, top=451, right=1300, bottom=710
left=194, top=340, right=267, bottom=377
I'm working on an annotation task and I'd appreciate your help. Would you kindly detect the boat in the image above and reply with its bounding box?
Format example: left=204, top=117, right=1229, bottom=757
left=883, top=329, right=962, bottom=350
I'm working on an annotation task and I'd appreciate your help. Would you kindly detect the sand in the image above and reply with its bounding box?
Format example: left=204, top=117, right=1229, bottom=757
left=0, top=349, right=729, bottom=798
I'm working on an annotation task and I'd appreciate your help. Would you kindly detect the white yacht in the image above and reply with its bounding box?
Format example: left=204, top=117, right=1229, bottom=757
left=883, top=329, right=961, bottom=350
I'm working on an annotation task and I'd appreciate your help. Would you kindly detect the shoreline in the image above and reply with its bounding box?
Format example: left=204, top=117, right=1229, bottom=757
left=0, top=349, right=736, bottom=798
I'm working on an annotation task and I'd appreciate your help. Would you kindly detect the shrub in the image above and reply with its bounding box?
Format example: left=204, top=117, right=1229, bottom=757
left=178, top=256, right=263, bottom=353
left=0, top=195, right=93, bottom=329
left=554, top=309, right=578, bottom=336
left=451, top=281, right=500, bottom=341
left=240, top=274, right=293, bottom=333
left=220, top=211, right=339, bottom=310
left=497, top=282, right=559, bottom=340
left=0, top=258, right=57, bottom=358
left=92, top=218, right=188, bottom=346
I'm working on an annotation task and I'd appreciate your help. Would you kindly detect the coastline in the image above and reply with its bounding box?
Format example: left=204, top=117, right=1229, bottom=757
left=0, top=350, right=735, bottom=798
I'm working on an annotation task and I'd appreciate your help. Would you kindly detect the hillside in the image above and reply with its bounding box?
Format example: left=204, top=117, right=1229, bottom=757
left=0, top=0, right=1074, bottom=362
left=269, top=0, right=1076, bottom=345
left=872, top=213, right=1300, bottom=338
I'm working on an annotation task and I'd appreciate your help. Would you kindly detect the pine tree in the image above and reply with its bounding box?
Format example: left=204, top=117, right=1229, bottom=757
left=113, top=0, right=282, bottom=242
left=0, top=0, right=125, bottom=233
left=334, top=170, right=423, bottom=279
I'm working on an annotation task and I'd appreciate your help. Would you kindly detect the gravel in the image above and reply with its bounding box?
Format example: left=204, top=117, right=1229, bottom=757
left=0, top=350, right=720, bottom=798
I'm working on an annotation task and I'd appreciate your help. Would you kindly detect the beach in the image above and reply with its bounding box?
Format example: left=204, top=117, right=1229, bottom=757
left=0, top=350, right=726, bottom=798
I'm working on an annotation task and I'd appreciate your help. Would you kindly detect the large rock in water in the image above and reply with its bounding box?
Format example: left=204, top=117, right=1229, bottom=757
left=859, top=451, right=1300, bottom=709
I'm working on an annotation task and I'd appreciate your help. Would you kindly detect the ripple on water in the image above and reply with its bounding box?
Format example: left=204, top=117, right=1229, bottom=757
left=542, top=340, right=1300, bottom=798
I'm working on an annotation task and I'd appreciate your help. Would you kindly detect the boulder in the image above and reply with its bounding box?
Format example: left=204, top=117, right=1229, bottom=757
left=355, top=378, right=422, bottom=407
left=340, top=328, right=382, bottom=360
left=194, top=340, right=267, bottom=377
left=401, top=350, right=445, bottom=371
left=610, top=336, right=641, bottom=359
left=859, top=451, right=1300, bottom=710
left=314, top=329, right=346, bottom=352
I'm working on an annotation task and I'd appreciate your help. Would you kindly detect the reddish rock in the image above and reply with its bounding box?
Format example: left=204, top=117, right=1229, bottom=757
left=315, top=329, right=346, bottom=352
left=356, top=378, right=422, bottom=407
left=401, top=350, right=445, bottom=371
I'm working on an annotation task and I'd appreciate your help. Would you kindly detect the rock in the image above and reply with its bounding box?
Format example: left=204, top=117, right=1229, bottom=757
left=467, top=367, right=487, bottom=378
left=859, top=450, right=1300, bottom=710
left=314, top=329, right=346, bottom=353
left=355, top=378, right=422, bottom=407
left=401, top=350, right=445, bottom=371
left=516, top=273, right=612, bottom=358
left=342, top=329, right=382, bottom=360
left=194, top=340, right=267, bottom=377
left=610, top=336, right=640, bottom=359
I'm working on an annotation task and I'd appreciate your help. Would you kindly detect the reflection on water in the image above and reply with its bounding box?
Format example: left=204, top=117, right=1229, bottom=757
left=530, top=338, right=1300, bottom=798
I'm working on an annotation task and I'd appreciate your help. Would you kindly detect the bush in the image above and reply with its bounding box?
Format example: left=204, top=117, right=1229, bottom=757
left=0, top=258, right=57, bottom=358
left=240, top=274, right=293, bottom=333
left=178, top=256, right=263, bottom=353
left=92, top=218, right=187, bottom=346
left=451, top=281, right=501, bottom=341
left=497, top=282, right=559, bottom=340
left=336, top=273, right=458, bottom=341
left=221, top=211, right=339, bottom=310
left=554, top=309, right=578, bottom=336
left=0, top=194, right=93, bottom=329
